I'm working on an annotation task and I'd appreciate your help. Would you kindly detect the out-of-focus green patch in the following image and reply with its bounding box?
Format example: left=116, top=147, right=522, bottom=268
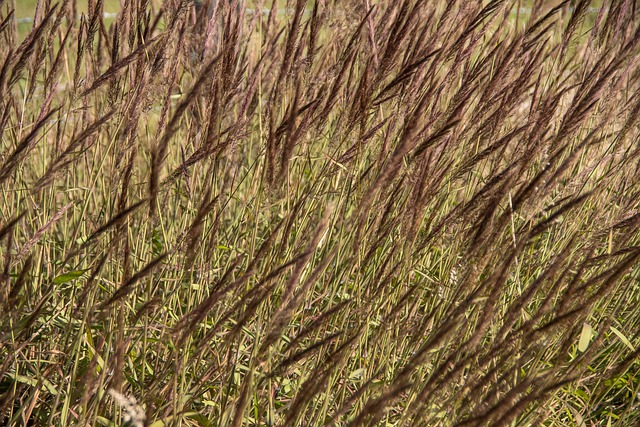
left=12, top=0, right=124, bottom=38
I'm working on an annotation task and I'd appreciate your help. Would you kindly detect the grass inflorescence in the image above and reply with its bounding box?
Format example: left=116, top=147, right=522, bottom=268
left=1, top=0, right=640, bottom=425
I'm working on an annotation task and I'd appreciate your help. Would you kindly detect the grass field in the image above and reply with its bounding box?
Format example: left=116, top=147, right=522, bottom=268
left=1, top=0, right=640, bottom=426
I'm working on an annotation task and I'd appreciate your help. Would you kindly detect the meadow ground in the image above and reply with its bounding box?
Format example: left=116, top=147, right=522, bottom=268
left=1, top=0, right=640, bottom=426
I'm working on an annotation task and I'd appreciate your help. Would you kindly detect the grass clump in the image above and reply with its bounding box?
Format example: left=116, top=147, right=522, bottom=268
left=1, top=0, right=640, bottom=425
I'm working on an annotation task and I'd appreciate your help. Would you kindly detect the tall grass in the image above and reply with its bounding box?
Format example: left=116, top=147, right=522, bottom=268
left=1, top=0, right=639, bottom=425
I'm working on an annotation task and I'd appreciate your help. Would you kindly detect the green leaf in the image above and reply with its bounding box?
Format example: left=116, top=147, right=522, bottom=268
left=53, top=269, right=88, bottom=284
left=152, top=228, right=164, bottom=256
left=610, top=326, right=635, bottom=352
left=578, top=323, right=592, bottom=352
left=8, top=373, right=58, bottom=395
left=349, top=368, right=365, bottom=380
